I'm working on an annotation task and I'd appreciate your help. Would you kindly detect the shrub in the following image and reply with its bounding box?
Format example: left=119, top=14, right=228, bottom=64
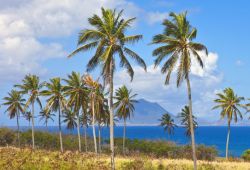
left=0, top=128, right=16, bottom=146
left=242, top=149, right=250, bottom=161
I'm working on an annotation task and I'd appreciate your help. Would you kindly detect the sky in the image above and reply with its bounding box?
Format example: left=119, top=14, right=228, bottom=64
left=0, top=0, right=250, bottom=126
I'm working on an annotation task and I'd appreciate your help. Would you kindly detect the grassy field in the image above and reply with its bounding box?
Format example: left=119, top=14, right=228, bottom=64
left=1, top=147, right=250, bottom=170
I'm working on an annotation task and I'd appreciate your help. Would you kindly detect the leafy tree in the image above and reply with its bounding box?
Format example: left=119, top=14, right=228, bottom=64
left=114, top=85, right=137, bottom=154
left=3, top=90, right=25, bottom=146
left=41, top=78, right=67, bottom=152
left=151, top=12, right=207, bottom=169
left=178, top=106, right=197, bottom=137
left=159, top=113, right=177, bottom=138
left=15, top=74, right=44, bottom=149
left=68, top=8, right=146, bottom=168
left=213, top=88, right=244, bottom=159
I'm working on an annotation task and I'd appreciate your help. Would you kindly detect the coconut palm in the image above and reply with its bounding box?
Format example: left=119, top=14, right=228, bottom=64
left=64, top=71, right=88, bottom=152
left=151, top=12, right=208, bottom=169
left=41, top=78, right=67, bottom=152
left=23, top=111, right=32, bottom=127
left=96, top=91, right=109, bottom=153
left=159, top=113, right=177, bottom=139
left=39, top=109, right=55, bottom=131
left=114, top=86, right=137, bottom=155
left=83, top=75, right=100, bottom=154
left=15, top=74, right=44, bottom=149
left=80, top=110, right=90, bottom=152
left=213, top=88, right=244, bottom=159
left=3, top=90, right=25, bottom=147
left=68, top=8, right=146, bottom=168
left=178, top=106, right=197, bottom=137
left=63, top=110, right=77, bottom=132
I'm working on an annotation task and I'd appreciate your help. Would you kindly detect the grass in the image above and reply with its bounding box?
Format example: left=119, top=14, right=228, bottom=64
left=1, top=147, right=250, bottom=170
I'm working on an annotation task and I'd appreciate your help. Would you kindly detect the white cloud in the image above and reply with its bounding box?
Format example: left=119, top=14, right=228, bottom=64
left=146, top=11, right=168, bottom=25
left=114, top=52, right=223, bottom=121
left=0, top=0, right=141, bottom=85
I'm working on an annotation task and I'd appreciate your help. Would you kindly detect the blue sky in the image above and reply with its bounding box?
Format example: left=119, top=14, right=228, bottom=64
left=0, top=0, right=250, bottom=126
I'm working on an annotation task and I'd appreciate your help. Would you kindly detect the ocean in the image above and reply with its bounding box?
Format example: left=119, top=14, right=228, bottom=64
left=18, top=126, right=250, bottom=157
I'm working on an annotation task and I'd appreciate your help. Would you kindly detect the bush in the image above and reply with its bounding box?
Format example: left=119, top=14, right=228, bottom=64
left=0, top=128, right=16, bottom=146
left=242, top=149, right=250, bottom=161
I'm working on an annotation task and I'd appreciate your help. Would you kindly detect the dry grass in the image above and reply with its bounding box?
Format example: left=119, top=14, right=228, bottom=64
left=0, top=147, right=250, bottom=170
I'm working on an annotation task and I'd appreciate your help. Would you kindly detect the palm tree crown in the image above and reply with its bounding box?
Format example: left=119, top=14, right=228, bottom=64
left=68, top=7, right=146, bottom=82
left=159, top=113, right=176, bottom=136
left=213, top=88, right=244, bottom=123
left=151, top=12, right=208, bottom=86
left=178, top=105, right=197, bottom=137
left=114, top=85, right=137, bottom=120
left=3, top=90, right=25, bottom=119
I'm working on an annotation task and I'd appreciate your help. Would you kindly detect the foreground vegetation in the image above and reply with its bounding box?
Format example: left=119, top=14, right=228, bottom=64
left=0, top=128, right=217, bottom=161
left=1, top=147, right=250, bottom=170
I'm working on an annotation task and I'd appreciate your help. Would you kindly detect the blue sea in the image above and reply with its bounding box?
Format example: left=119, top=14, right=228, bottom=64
left=17, top=126, right=250, bottom=157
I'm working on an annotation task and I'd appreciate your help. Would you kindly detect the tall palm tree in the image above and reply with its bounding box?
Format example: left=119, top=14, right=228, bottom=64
left=178, top=106, right=197, bottom=137
left=3, top=90, right=25, bottom=147
left=159, top=113, right=177, bottom=139
left=151, top=12, right=208, bottom=169
left=39, top=109, right=55, bottom=131
left=64, top=71, right=88, bottom=152
left=83, top=75, right=100, bottom=154
left=41, top=78, right=67, bottom=152
left=68, top=8, right=146, bottom=168
left=15, top=74, right=44, bottom=149
left=213, top=88, right=244, bottom=159
left=114, top=86, right=137, bottom=155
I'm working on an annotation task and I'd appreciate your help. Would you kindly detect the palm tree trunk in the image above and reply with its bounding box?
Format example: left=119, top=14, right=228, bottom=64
left=16, top=110, right=20, bottom=147
left=31, top=101, right=35, bottom=149
left=109, top=60, right=115, bottom=170
left=76, top=112, right=82, bottom=152
left=98, top=123, right=101, bottom=153
left=84, top=125, right=88, bottom=152
left=92, top=97, right=97, bottom=153
left=226, top=121, right=231, bottom=159
left=58, top=106, right=63, bottom=152
left=123, top=118, right=126, bottom=155
left=186, top=76, right=197, bottom=170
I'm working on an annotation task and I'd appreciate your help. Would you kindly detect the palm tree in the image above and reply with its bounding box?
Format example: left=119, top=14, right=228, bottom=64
left=23, top=111, right=32, bottom=127
left=68, top=8, right=146, bottom=168
left=151, top=12, right=208, bottom=169
left=39, top=109, right=55, bottom=131
left=41, top=78, right=67, bottom=152
left=63, top=110, right=77, bottom=132
left=15, top=74, right=44, bottom=149
left=114, top=86, right=137, bottom=155
left=80, top=110, right=90, bottom=152
left=3, top=90, right=25, bottom=147
left=64, top=71, right=88, bottom=152
left=159, top=113, right=177, bottom=139
left=83, top=75, right=100, bottom=154
left=178, top=106, right=197, bottom=137
left=96, top=90, right=109, bottom=153
left=213, top=88, right=244, bottom=159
